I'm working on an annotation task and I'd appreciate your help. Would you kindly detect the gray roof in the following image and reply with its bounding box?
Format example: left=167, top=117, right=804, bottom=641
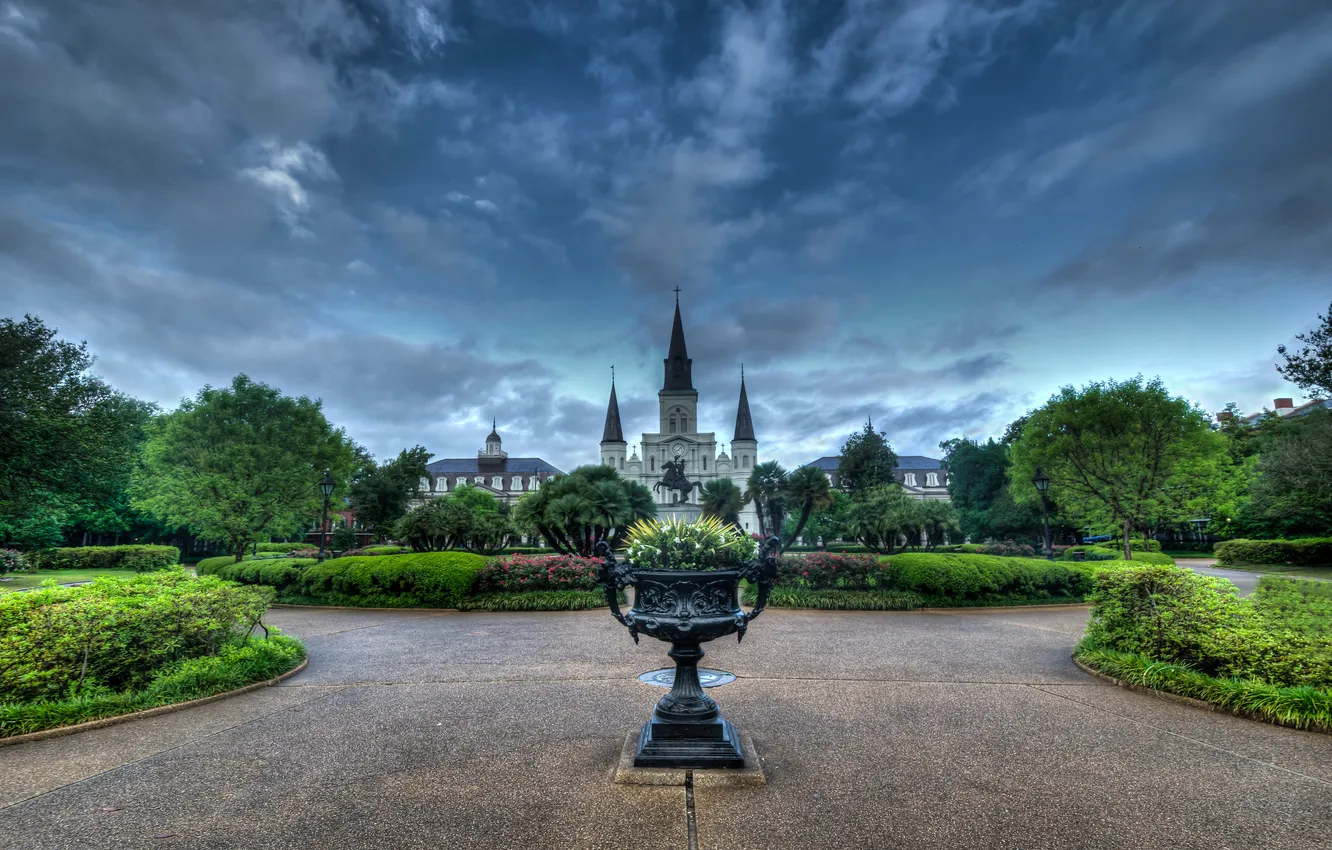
left=427, top=458, right=564, bottom=475
left=806, top=455, right=943, bottom=472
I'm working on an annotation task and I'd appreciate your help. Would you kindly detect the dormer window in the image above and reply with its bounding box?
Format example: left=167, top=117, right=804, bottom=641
left=905, top=473, right=917, bottom=487
left=926, top=472, right=939, bottom=487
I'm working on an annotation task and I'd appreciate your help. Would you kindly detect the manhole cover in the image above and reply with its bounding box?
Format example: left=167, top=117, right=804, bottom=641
left=637, top=668, right=736, bottom=688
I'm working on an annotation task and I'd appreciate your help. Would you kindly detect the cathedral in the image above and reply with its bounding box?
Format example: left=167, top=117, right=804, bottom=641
left=599, top=296, right=762, bottom=533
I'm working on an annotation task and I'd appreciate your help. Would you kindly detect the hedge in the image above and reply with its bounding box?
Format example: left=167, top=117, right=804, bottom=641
left=211, top=552, right=488, bottom=608
left=743, top=586, right=924, bottom=611
left=1083, top=565, right=1331, bottom=687
left=887, top=553, right=1100, bottom=602
left=459, top=590, right=613, bottom=611
left=31, top=545, right=180, bottom=572
left=1215, top=538, right=1332, bottom=567
left=255, top=542, right=310, bottom=553
left=0, top=571, right=273, bottom=704
left=1057, top=546, right=1175, bottom=566
left=475, top=555, right=602, bottom=592
left=1, top=634, right=304, bottom=737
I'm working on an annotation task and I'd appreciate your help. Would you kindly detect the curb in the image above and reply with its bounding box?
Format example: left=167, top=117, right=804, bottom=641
left=1071, top=657, right=1330, bottom=734
left=0, top=657, right=309, bottom=748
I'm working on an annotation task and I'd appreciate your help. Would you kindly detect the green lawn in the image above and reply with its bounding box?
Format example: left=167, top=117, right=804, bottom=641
left=0, top=569, right=143, bottom=592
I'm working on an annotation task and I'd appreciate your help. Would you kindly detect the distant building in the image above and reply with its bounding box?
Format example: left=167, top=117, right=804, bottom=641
left=803, top=454, right=951, bottom=501
left=420, top=422, right=563, bottom=507
left=1219, top=397, right=1329, bottom=427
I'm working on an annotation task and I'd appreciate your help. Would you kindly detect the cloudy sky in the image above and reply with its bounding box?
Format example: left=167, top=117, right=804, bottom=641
left=3, top=0, right=1329, bottom=470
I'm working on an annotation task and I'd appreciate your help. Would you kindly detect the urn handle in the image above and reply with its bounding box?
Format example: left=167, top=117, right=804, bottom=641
left=739, top=535, right=781, bottom=636
left=594, top=540, right=638, bottom=644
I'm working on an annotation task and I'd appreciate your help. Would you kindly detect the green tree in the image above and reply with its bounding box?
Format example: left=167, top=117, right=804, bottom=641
left=350, top=446, right=431, bottom=537
left=790, top=489, right=853, bottom=546
left=512, top=466, right=655, bottom=556
left=0, top=315, right=157, bottom=548
left=1008, top=376, right=1228, bottom=560
left=782, top=465, right=833, bottom=547
left=1241, top=409, right=1332, bottom=536
left=845, top=485, right=919, bottom=554
left=131, top=375, right=356, bottom=562
left=744, top=460, right=788, bottom=539
left=940, top=436, right=1052, bottom=543
left=395, top=484, right=514, bottom=554
left=1276, top=301, right=1332, bottom=397
left=836, top=421, right=898, bottom=498
left=699, top=478, right=744, bottom=529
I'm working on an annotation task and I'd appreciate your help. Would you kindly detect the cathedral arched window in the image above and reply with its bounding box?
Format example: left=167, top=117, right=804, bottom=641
left=669, top=418, right=677, bottom=433
left=619, top=457, right=624, bottom=469
left=702, top=457, right=707, bottom=471
left=650, top=458, right=655, bottom=471
left=673, top=357, right=682, bottom=377
left=743, top=455, right=750, bottom=469
left=681, top=417, right=688, bottom=432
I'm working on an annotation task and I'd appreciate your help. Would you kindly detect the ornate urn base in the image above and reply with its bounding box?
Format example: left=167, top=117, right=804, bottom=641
left=596, top=540, right=779, bottom=770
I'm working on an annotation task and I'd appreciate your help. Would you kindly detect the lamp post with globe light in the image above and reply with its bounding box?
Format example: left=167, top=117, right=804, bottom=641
left=1032, top=467, right=1052, bottom=560
left=317, top=469, right=336, bottom=564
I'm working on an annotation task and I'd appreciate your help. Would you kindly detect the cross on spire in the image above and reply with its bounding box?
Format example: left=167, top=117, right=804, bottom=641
left=673, top=286, right=681, bottom=304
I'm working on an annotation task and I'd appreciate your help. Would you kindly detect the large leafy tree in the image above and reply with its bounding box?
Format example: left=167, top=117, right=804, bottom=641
left=350, top=445, right=431, bottom=537
left=0, top=315, right=157, bottom=548
left=1008, top=376, right=1228, bottom=559
left=699, top=478, right=744, bottom=529
left=131, top=375, right=356, bottom=561
left=836, top=421, right=898, bottom=498
left=845, top=485, right=920, bottom=554
left=782, top=465, right=833, bottom=547
left=1240, top=409, right=1332, bottom=536
left=744, top=460, right=788, bottom=539
left=394, top=484, right=513, bottom=554
left=1276, top=301, right=1332, bottom=398
left=513, top=465, right=655, bottom=556
left=940, top=437, right=1052, bottom=544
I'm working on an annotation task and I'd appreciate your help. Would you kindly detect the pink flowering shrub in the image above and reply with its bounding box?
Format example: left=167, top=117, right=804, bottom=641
left=776, top=553, right=891, bottom=590
left=474, top=554, right=604, bottom=593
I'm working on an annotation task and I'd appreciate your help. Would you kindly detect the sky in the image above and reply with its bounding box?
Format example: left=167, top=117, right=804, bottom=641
left=2, top=0, right=1329, bottom=471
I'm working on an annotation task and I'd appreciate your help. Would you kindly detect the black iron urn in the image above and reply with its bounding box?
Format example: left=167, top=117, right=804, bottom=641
left=595, top=536, right=780, bottom=769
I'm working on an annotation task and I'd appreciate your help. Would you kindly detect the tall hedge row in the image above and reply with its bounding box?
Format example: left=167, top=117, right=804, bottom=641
left=32, top=545, right=180, bottom=572
left=1215, top=538, right=1332, bottom=567
left=887, top=553, right=1099, bottom=601
left=203, top=552, right=487, bottom=608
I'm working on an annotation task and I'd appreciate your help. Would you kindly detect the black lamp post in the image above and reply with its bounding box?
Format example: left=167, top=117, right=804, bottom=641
left=317, top=468, right=335, bottom=564
left=1032, top=467, right=1052, bottom=560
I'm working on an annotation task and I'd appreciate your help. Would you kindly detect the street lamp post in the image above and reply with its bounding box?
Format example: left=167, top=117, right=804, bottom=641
left=317, top=469, right=335, bottom=564
left=1032, top=467, right=1052, bottom=560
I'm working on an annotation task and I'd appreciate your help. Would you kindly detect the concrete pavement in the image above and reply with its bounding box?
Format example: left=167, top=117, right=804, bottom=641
left=1, top=605, right=1328, bottom=849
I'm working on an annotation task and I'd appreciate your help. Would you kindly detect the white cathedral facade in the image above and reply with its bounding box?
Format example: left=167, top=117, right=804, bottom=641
left=599, top=298, right=762, bottom=533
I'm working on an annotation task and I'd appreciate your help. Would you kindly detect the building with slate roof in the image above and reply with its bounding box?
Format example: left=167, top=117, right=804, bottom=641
left=804, top=452, right=951, bottom=501
left=599, top=293, right=762, bottom=532
left=418, top=421, right=564, bottom=507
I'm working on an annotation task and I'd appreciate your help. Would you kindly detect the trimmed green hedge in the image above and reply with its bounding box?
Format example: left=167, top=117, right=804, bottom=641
left=1057, top=546, right=1175, bottom=566
left=32, top=545, right=180, bottom=572
left=887, top=553, right=1100, bottom=602
left=1, top=634, right=304, bottom=737
left=1215, top=538, right=1332, bottom=567
left=210, top=552, right=487, bottom=608
left=255, top=542, right=309, bottom=553
left=0, top=571, right=272, bottom=703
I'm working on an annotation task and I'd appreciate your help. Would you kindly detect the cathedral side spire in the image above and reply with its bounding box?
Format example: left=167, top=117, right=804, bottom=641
left=601, top=378, right=625, bottom=444
left=734, top=372, right=756, bottom=442
left=662, top=292, right=694, bottom=391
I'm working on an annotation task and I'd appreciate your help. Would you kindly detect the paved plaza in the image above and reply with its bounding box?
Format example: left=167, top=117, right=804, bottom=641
left=2, top=601, right=1329, bottom=850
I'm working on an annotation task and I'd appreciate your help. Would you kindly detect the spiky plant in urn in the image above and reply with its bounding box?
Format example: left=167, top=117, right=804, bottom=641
left=595, top=516, right=779, bottom=769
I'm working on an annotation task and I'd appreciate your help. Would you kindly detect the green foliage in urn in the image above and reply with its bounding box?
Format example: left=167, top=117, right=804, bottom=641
left=622, top=516, right=758, bottom=571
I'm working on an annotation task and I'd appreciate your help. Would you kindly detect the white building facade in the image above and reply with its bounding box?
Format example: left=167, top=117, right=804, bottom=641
left=599, top=298, right=762, bottom=533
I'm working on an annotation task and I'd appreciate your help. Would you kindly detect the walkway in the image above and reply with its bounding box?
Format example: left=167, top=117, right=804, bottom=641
left=1, top=605, right=1328, bottom=849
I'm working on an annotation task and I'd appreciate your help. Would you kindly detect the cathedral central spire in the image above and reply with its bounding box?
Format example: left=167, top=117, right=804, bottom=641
left=662, top=292, right=694, bottom=391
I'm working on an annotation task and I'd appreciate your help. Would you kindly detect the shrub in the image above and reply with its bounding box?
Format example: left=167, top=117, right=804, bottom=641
left=340, top=545, right=409, bottom=557
left=1084, top=566, right=1331, bottom=687
left=1, top=633, right=304, bottom=737
left=31, top=545, right=180, bottom=572
left=0, top=549, right=29, bottom=575
left=255, top=542, right=308, bottom=553
left=1057, top=546, right=1174, bottom=566
left=330, top=527, right=358, bottom=551
left=459, top=590, right=611, bottom=611
left=976, top=541, right=1040, bottom=558
left=776, top=553, right=891, bottom=590
left=0, top=571, right=272, bottom=703
left=475, top=554, right=603, bottom=592
left=888, top=553, right=1099, bottom=601
left=211, top=552, right=487, bottom=608
left=744, top=586, right=924, bottom=611
left=1215, top=538, right=1332, bottom=567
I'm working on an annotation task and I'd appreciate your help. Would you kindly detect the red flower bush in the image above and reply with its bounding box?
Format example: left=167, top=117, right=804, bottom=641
left=776, top=553, right=890, bottom=590
left=475, top=554, right=604, bottom=592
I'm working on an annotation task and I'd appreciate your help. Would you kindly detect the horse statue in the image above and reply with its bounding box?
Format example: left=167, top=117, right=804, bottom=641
left=653, top=458, right=704, bottom=503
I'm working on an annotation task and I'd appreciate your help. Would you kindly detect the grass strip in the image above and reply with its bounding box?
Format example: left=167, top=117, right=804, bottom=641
left=1074, top=641, right=1332, bottom=733
left=0, top=634, right=306, bottom=738
left=458, top=590, right=619, bottom=611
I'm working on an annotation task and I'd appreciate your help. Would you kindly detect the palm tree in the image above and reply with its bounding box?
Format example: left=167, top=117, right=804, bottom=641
left=744, top=460, right=788, bottom=539
left=782, top=465, right=834, bottom=547
left=699, top=479, right=744, bottom=529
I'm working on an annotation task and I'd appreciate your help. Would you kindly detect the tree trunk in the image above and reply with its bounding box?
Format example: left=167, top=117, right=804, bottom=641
left=1122, top=516, right=1133, bottom=560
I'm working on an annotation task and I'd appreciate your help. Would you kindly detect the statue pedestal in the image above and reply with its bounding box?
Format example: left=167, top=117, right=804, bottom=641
left=659, top=504, right=702, bottom=523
